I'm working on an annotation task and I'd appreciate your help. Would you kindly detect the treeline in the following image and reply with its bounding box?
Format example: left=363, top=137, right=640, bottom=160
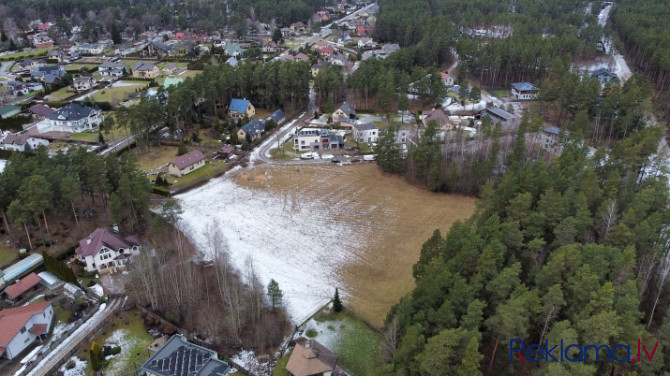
left=611, top=0, right=670, bottom=118
left=233, top=0, right=326, bottom=25
left=126, top=201, right=290, bottom=352
left=0, top=147, right=151, bottom=251
left=376, top=126, right=670, bottom=375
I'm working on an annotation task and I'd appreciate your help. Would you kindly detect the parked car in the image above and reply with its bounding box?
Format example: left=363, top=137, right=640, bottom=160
left=345, top=146, right=357, bottom=151
left=351, top=158, right=361, bottom=163
left=331, top=158, right=341, bottom=163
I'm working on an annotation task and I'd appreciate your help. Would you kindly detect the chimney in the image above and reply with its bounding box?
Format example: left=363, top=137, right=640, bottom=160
left=112, top=224, right=119, bottom=233
left=86, top=237, right=91, bottom=245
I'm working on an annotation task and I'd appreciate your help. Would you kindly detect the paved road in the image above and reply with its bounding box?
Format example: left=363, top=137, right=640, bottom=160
left=25, top=297, right=123, bottom=376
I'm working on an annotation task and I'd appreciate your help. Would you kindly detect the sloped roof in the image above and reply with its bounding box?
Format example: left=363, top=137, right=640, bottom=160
left=338, top=101, right=356, bottom=116
left=141, top=334, right=229, bottom=376
left=241, top=119, right=266, bottom=137
left=226, top=56, right=238, bottom=67
left=149, top=41, right=171, bottom=53
left=75, top=227, right=139, bottom=257
left=0, top=301, right=51, bottom=347
left=424, top=108, right=450, bottom=125
left=99, top=61, right=125, bottom=70
left=294, top=53, right=310, bottom=61
left=47, top=103, right=98, bottom=122
left=133, top=62, right=158, bottom=72
left=353, top=122, right=379, bottom=131
left=4, top=272, right=41, bottom=300
left=511, top=81, right=539, bottom=91
left=169, top=150, right=206, bottom=170
left=0, top=105, right=20, bottom=117
left=269, top=109, right=285, bottom=122
left=28, top=323, right=48, bottom=336
left=29, top=104, right=55, bottom=117
left=1, top=133, right=32, bottom=146
left=229, top=98, right=251, bottom=113
left=486, top=107, right=518, bottom=121
left=286, top=339, right=337, bottom=376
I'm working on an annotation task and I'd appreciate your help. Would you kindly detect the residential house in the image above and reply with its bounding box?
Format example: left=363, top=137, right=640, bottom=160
left=396, top=126, right=409, bottom=144
left=328, top=53, right=347, bottom=66
left=293, top=129, right=323, bottom=151
left=337, top=33, right=352, bottom=44
left=46, top=103, right=104, bottom=133
left=5, top=82, right=30, bottom=96
left=0, top=133, right=50, bottom=152
left=377, top=43, right=400, bottom=58
left=352, top=122, right=380, bottom=143
left=316, top=11, right=331, bottom=22
left=290, top=22, right=306, bottom=34
left=175, top=32, right=186, bottom=40
left=356, top=24, right=371, bottom=36
left=0, top=105, right=20, bottom=119
left=30, top=65, right=66, bottom=83
left=311, top=62, right=324, bottom=78
left=262, top=40, right=279, bottom=53
left=541, top=126, right=570, bottom=155
left=484, top=107, right=520, bottom=131
left=18, top=59, right=46, bottom=72
left=32, top=33, right=54, bottom=48
left=441, top=72, right=455, bottom=87
left=46, top=49, right=65, bottom=62
left=266, top=109, right=286, bottom=125
left=423, top=108, right=453, bottom=130
left=0, top=301, right=54, bottom=360
left=225, top=43, right=244, bottom=57
left=98, top=61, right=126, bottom=78
left=294, top=52, right=311, bottom=62
left=168, top=150, right=206, bottom=176
left=286, top=338, right=337, bottom=376
left=140, top=334, right=230, bottom=376
left=237, top=119, right=266, bottom=142
left=2, top=273, right=41, bottom=302
left=226, top=56, right=238, bottom=67
left=217, top=144, right=235, bottom=158
left=75, top=227, right=141, bottom=274
left=162, top=63, right=179, bottom=76
left=358, top=37, right=377, bottom=49
left=132, top=62, right=160, bottom=79
left=332, top=102, right=356, bottom=122
left=74, top=43, right=104, bottom=55
left=144, top=41, right=172, bottom=58
left=28, top=104, right=54, bottom=120
left=511, top=81, right=539, bottom=100
left=317, top=45, right=334, bottom=58
left=228, top=98, right=255, bottom=120
left=73, top=75, right=96, bottom=92
left=591, top=68, right=618, bottom=85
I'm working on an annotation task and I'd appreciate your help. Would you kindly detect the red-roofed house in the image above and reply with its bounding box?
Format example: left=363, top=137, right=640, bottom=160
left=0, top=301, right=54, bottom=360
left=75, top=228, right=140, bottom=274
left=168, top=150, right=206, bottom=177
left=317, top=46, right=334, bottom=58
left=3, top=273, right=42, bottom=302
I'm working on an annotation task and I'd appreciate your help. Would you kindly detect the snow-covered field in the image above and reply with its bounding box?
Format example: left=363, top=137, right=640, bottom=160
left=176, top=175, right=364, bottom=324
left=58, top=357, right=87, bottom=376
left=0, top=159, right=6, bottom=173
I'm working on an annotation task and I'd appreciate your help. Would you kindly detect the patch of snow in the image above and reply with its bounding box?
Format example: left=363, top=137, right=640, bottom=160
left=176, top=175, right=364, bottom=324
left=110, top=81, right=145, bottom=88
left=103, top=329, right=142, bottom=376
left=20, top=345, right=44, bottom=364
left=444, top=99, right=488, bottom=114
left=299, top=318, right=344, bottom=351
left=23, top=294, right=45, bottom=305
left=58, top=357, right=87, bottom=376
left=89, top=283, right=104, bottom=297
left=0, top=159, right=6, bottom=173
left=24, top=303, right=107, bottom=376
left=231, top=349, right=273, bottom=375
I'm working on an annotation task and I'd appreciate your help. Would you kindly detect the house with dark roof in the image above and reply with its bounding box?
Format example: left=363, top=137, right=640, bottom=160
left=266, top=109, right=286, bottom=125
left=75, top=227, right=140, bottom=274
left=73, top=75, right=97, bottom=92
left=168, top=150, right=206, bottom=177
left=352, top=122, right=380, bottom=143
left=228, top=98, right=255, bottom=120
left=0, top=301, right=54, bottom=360
left=217, top=144, right=235, bottom=159
left=28, top=104, right=55, bottom=120
left=484, top=107, right=520, bottom=131
left=423, top=108, right=453, bottom=130
left=132, top=62, right=160, bottom=79
left=237, top=119, right=266, bottom=142
left=162, top=63, right=179, bottom=76
left=311, top=62, right=324, bottom=78
left=541, top=126, right=570, bottom=156
left=2, top=272, right=42, bottom=302
left=30, top=65, right=66, bottom=83
left=286, top=338, right=337, bottom=376
left=144, top=41, right=172, bottom=58
left=46, top=103, right=103, bottom=133
left=140, top=334, right=230, bottom=376
left=99, top=61, right=126, bottom=78
left=332, top=102, right=356, bottom=123
left=511, top=82, right=539, bottom=100
left=591, top=68, right=618, bottom=85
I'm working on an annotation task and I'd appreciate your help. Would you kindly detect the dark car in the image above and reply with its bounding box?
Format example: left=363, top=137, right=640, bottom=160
left=345, top=146, right=357, bottom=151
left=331, top=158, right=341, bottom=163
left=351, top=158, right=361, bottom=163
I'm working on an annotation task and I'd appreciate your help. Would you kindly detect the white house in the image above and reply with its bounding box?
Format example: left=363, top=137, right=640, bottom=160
left=46, top=103, right=103, bottom=133
left=0, top=301, right=54, bottom=360
left=75, top=227, right=141, bottom=274
left=293, top=129, right=323, bottom=151
left=332, top=102, right=356, bottom=122
left=168, top=150, right=206, bottom=177
left=396, top=126, right=409, bottom=144
left=98, top=61, right=126, bottom=78
left=352, top=123, right=380, bottom=143
left=73, top=76, right=96, bottom=92
left=0, top=133, right=50, bottom=152
left=511, top=82, right=539, bottom=100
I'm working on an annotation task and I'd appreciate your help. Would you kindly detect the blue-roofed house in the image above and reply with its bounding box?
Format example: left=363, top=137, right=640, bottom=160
left=237, top=119, right=266, bottom=142
left=228, top=98, right=255, bottom=120
left=226, top=56, right=238, bottom=67
left=225, top=43, right=244, bottom=57
left=265, top=109, right=286, bottom=125
left=30, top=65, right=66, bottom=84
left=541, top=126, right=570, bottom=156
left=0, top=105, right=20, bottom=119
left=511, top=82, right=539, bottom=100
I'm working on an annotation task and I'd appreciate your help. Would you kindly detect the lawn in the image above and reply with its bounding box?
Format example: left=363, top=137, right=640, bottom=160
left=82, top=308, right=153, bottom=376
left=135, top=145, right=180, bottom=172
left=492, top=89, right=509, bottom=98
left=92, top=83, right=148, bottom=103
left=270, top=141, right=301, bottom=160
left=48, top=86, right=76, bottom=101
left=0, top=244, right=18, bottom=268
left=119, top=59, right=157, bottom=69
left=169, top=160, right=227, bottom=188
left=64, top=64, right=98, bottom=72
left=272, top=350, right=292, bottom=376
left=1, top=47, right=54, bottom=60
left=299, top=306, right=380, bottom=376
left=68, top=131, right=99, bottom=143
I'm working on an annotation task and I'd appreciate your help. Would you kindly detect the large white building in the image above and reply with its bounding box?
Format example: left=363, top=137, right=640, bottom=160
left=0, top=301, right=54, bottom=360
left=45, top=103, right=103, bottom=133
left=352, top=122, right=380, bottom=144
left=75, top=227, right=140, bottom=274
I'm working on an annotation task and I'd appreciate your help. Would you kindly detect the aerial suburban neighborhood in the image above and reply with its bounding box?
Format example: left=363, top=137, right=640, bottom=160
left=0, top=0, right=668, bottom=375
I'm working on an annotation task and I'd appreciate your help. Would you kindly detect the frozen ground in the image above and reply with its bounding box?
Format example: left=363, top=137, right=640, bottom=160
left=176, top=175, right=364, bottom=324
left=111, top=81, right=145, bottom=88
left=58, top=357, right=87, bottom=376
left=0, top=159, right=6, bottom=173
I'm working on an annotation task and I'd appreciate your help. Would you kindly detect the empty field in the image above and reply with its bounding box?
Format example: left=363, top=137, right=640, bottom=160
left=92, top=82, right=147, bottom=103
left=177, top=163, right=476, bottom=327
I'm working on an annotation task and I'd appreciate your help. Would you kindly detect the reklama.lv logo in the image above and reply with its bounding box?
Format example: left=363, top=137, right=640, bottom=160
left=510, top=339, right=659, bottom=363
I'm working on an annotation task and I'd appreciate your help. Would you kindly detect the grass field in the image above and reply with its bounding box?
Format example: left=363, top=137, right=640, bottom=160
left=48, top=86, right=76, bottom=101
left=232, top=164, right=477, bottom=326
left=81, top=308, right=152, bottom=376
left=170, top=160, right=227, bottom=188
left=64, top=64, right=98, bottom=72
left=272, top=350, right=292, bottom=376
left=68, top=131, right=99, bottom=143
left=1, top=47, right=53, bottom=60
left=492, top=89, right=509, bottom=98
left=135, top=145, right=180, bottom=172
left=0, top=244, right=17, bottom=267
left=92, top=82, right=147, bottom=103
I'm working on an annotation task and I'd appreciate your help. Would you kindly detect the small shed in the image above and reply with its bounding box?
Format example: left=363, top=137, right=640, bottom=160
left=38, top=271, right=64, bottom=290
left=63, top=282, right=85, bottom=299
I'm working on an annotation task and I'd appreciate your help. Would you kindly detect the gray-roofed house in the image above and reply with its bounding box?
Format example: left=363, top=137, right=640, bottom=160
left=265, top=109, right=286, bottom=125
left=132, top=62, right=160, bottom=79
left=237, top=119, right=266, bottom=142
left=75, top=227, right=140, bottom=274
left=73, top=75, right=96, bottom=92
left=511, top=82, right=539, bottom=100
left=30, top=65, right=66, bottom=83
left=98, top=61, right=126, bottom=78
left=225, top=43, right=244, bottom=57
left=541, top=126, right=570, bottom=156
left=0, top=133, right=50, bottom=152
left=286, top=338, right=337, bottom=376
left=332, top=101, right=356, bottom=123
left=144, top=41, right=172, bottom=58
left=28, top=104, right=55, bottom=120
left=423, top=108, right=453, bottom=130
left=140, top=334, right=230, bottom=376
left=352, top=122, right=380, bottom=143
left=46, top=103, right=104, bottom=133
left=162, top=63, right=179, bottom=76
left=484, top=107, right=520, bottom=131
left=591, top=68, right=618, bottom=85
left=168, top=150, right=206, bottom=177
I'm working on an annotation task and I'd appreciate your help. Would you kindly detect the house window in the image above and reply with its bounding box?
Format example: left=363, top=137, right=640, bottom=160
left=20, top=327, right=26, bottom=334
